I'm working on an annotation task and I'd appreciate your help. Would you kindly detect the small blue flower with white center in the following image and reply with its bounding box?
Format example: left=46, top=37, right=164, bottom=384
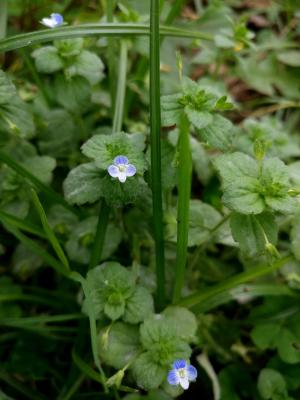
left=40, top=13, right=64, bottom=28
left=167, top=359, right=197, bottom=390
left=107, top=155, right=136, bottom=183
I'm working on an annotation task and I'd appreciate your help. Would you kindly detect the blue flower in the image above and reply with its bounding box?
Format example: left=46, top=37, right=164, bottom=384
left=107, top=155, right=136, bottom=183
left=167, top=359, right=197, bottom=390
left=40, top=13, right=64, bottom=28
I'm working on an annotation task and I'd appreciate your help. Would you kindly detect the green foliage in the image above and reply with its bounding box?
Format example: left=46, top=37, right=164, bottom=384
left=215, top=152, right=296, bottom=215
left=1, top=1, right=300, bottom=399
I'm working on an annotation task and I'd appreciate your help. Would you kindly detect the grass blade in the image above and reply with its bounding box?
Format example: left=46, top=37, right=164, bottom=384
left=112, top=40, right=128, bottom=133
left=150, top=0, right=165, bottom=309
left=89, top=200, right=110, bottom=270
left=2, top=223, right=69, bottom=277
left=172, top=113, right=192, bottom=303
left=30, top=188, right=70, bottom=272
left=177, top=256, right=292, bottom=308
left=0, top=150, right=80, bottom=217
left=0, top=370, right=47, bottom=400
left=0, top=210, right=46, bottom=238
left=70, top=272, right=108, bottom=392
left=0, top=23, right=212, bottom=53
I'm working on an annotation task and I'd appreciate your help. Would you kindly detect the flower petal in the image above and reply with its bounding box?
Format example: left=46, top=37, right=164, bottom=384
left=187, top=364, right=197, bottom=381
left=167, top=369, right=180, bottom=386
left=179, top=376, right=190, bottom=390
left=51, top=13, right=64, bottom=25
left=40, top=18, right=56, bottom=28
left=173, top=360, right=187, bottom=370
left=107, top=165, right=119, bottom=178
left=118, top=172, right=127, bottom=183
left=125, top=164, right=136, bottom=177
left=114, top=155, right=128, bottom=166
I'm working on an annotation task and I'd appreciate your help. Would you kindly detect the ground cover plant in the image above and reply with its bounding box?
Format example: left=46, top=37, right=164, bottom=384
left=0, top=0, right=300, bottom=399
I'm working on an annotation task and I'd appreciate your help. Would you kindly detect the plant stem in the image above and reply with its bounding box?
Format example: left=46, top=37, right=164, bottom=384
left=177, top=256, right=292, bottom=308
left=112, top=40, right=128, bottom=133
left=150, top=0, right=165, bottom=310
left=0, top=0, right=7, bottom=40
left=172, top=114, right=192, bottom=303
left=107, top=0, right=117, bottom=111
left=89, top=200, right=110, bottom=270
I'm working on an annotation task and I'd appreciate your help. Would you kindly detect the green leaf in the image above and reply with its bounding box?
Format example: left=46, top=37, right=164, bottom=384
left=257, top=369, right=288, bottom=400
left=99, top=322, right=141, bottom=369
left=83, top=262, right=135, bottom=320
left=161, top=94, right=182, bottom=127
left=54, top=38, right=83, bottom=57
left=166, top=200, right=223, bottom=247
left=215, top=152, right=295, bottom=215
left=23, top=156, right=56, bottom=184
left=140, top=314, right=191, bottom=365
left=65, top=50, right=105, bottom=85
left=251, top=323, right=281, bottom=350
left=81, top=132, right=146, bottom=173
left=0, top=70, right=35, bottom=139
left=196, top=114, right=234, bottom=151
left=185, top=108, right=213, bottom=130
left=123, top=286, right=154, bottom=324
left=53, top=74, right=91, bottom=113
left=230, top=212, right=278, bottom=256
left=31, top=46, right=64, bottom=73
left=130, top=352, right=166, bottom=390
left=162, top=306, right=198, bottom=342
left=277, top=328, right=300, bottom=364
left=38, top=109, right=78, bottom=157
left=63, top=163, right=103, bottom=205
left=277, top=50, right=300, bottom=67
left=0, top=69, right=16, bottom=104
left=66, top=217, right=122, bottom=265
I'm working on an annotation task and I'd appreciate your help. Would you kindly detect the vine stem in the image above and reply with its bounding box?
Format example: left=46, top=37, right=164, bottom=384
left=172, top=113, right=192, bottom=303
left=150, top=0, right=165, bottom=309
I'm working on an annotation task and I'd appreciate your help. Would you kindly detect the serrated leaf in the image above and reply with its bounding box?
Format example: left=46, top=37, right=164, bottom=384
left=123, top=286, right=154, bottom=324
left=83, top=262, right=135, bottom=320
left=63, top=163, right=103, bottom=205
left=196, top=114, right=234, bottom=151
left=185, top=107, right=213, bottom=130
left=130, top=352, right=166, bottom=390
left=23, top=156, right=56, bottom=184
left=81, top=132, right=146, bottom=173
left=66, top=50, right=105, bottom=85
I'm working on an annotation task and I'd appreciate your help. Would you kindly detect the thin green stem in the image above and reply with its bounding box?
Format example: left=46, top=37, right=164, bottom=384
left=59, top=374, right=85, bottom=400
left=177, top=256, right=292, bottom=308
left=89, top=200, right=110, bottom=270
left=150, top=0, right=165, bottom=310
left=70, top=272, right=108, bottom=392
left=172, top=114, right=192, bottom=303
left=0, top=0, right=7, bottom=40
left=112, top=40, right=128, bottom=133
left=107, top=0, right=117, bottom=110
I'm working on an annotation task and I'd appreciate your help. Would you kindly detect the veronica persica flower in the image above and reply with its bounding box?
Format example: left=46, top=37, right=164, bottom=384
left=167, top=359, right=197, bottom=390
left=107, top=155, right=137, bottom=183
left=40, top=13, right=64, bottom=28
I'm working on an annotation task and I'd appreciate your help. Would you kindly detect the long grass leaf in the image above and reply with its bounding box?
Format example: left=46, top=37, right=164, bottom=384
left=0, top=24, right=212, bottom=53
left=150, top=0, right=165, bottom=309
left=30, top=188, right=70, bottom=272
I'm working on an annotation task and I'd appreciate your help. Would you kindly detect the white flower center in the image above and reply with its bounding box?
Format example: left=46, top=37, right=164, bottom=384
left=178, top=368, right=186, bottom=379
left=118, top=165, right=126, bottom=172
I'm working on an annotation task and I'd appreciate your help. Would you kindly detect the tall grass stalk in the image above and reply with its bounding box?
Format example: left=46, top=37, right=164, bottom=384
left=150, top=0, right=165, bottom=309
